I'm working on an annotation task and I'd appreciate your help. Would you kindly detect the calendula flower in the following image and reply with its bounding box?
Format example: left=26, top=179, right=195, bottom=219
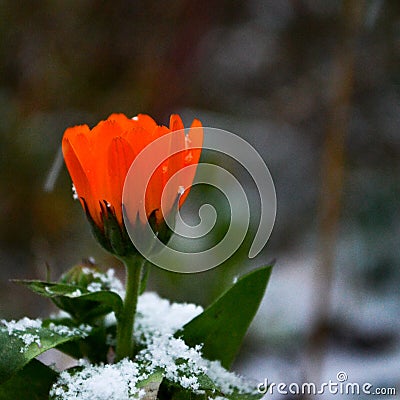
left=62, top=113, right=203, bottom=257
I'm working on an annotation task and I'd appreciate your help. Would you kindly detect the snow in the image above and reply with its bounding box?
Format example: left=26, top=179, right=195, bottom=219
left=81, top=267, right=125, bottom=297
left=135, top=292, right=203, bottom=335
left=104, top=312, right=117, bottom=327
left=70, top=288, right=82, bottom=297
left=1, top=317, right=43, bottom=352
left=50, top=291, right=258, bottom=399
left=72, top=184, right=79, bottom=200
left=48, top=323, right=92, bottom=337
left=0, top=317, right=91, bottom=353
left=18, top=333, right=41, bottom=352
left=206, top=360, right=257, bottom=395
left=87, top=282, right=102, bottom=292
left=49, top=310, right=71, bottom=320
left=0, top=317, right=42, bottom=334
left=45, top=286, right=55, bottom=294
left=136, top=334, right=205, bottom=391
left=50, top=359, right=146, bottom=400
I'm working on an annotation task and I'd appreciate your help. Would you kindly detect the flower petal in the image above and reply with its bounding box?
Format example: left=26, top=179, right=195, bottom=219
left=145, top=125, right=171, bottom=221
left=169, top=114, right=184, bottom=132
left=162, top=116, right=186, bottom=213
left=133, top=114, right=158, bottom=132
left=107, top=113, right=136, bottom=131
left=107, top=136, right=135, bottom=224
left=62, top=132, right=102, bottom=227
left=179, top=118, right=203, bottom=206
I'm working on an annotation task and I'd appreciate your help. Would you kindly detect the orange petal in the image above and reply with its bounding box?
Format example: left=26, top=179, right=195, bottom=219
left=179, top=118, right=203, bottom=206
left=62, top=135, right=102, bottom=227
left=124, top=124, right=170, bottom=224
left=133, top=114, right=158, bottom=133
left=107, top=136, right=135, bottom=224
left=169, top=114, right=184, bottom=132
left=63, top=126, right=96, bottom=181
left=89, top=119, right=123, bottom=204
left=145, top=164, right=164, bottom=223
left=107, top=113, right=136, bottom=131
left=144, top=128, right=169, bottom=221
left=90, top=120, right=121, bottom=157
left=163, top=129, right=185, bottom=213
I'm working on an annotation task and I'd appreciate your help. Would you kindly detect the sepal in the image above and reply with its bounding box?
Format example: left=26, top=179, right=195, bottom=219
left=82, top=198, right=137, bottom=257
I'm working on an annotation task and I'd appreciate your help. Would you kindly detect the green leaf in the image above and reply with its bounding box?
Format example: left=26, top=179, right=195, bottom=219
left=158, top=373, right=219, bottom=400
left=137, top=368, right=164, bottom=388
left=137, top=369, right=164, bottom=400
left=13, top=280, right=80, bottom=298
left=0, top=359, right=57, bottom=400
left=15, top=280, right=123, bottom=322
left=52, top=290, right=123, bottom=322
left=177, top=266, right=272, bottom=369
left=53, top=322, right=115, bottom=363
left=0, top=320, right=90, bottom=384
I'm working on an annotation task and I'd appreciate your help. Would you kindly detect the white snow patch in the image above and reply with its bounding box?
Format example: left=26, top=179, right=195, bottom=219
left=50, top=359, right=146, bottom=400
left=81, top=268, right=124, bottom=298
left=87, top=282, right=102, bottom=293
left=136, top=334, right=205, bottom=391
left=70, top=289, right=82, bottom=297
left=72, top=184, right=79, bottom=200
left=135, top=292, right=203, bottom=336
left=0, top=317, right=42, bottom=334
left=45, top=286, right=54, bottom=295
left=18, top=333, right=41, bottom=352
left=104, top=312, right=117, bottom=327
left=49, top=310, right=71, bottom=320
left=48, top=323, right=92, bottom=338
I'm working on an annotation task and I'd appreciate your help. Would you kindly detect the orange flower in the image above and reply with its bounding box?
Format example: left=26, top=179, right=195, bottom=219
left=62, top=113, right=203, bottom=256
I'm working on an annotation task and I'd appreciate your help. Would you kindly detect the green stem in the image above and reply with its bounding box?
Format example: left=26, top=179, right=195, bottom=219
left=116, top=255, right=144, bottom=361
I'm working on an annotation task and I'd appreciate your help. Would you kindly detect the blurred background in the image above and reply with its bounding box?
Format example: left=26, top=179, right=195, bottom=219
left=0, top=0, right=399, bottom=398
